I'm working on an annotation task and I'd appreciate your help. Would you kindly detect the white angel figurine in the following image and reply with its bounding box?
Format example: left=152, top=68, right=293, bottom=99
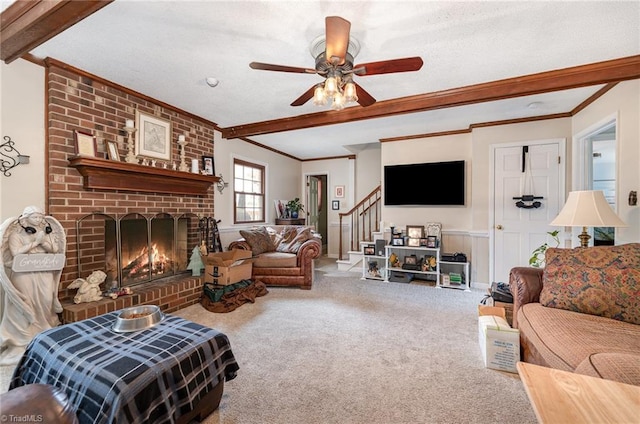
left=68, top=270, right=107, bottom=304
left=0, top=206, right=66, bottom=365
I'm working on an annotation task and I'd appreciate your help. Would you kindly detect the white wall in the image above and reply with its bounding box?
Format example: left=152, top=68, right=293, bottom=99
left=213, top=130, right=302, bottom=248
left=302, top=157, right=353, bottom=257
left=381, top=132, right=472, bottom=232
left=572, top=80, right=640, bottom=244
left=470, top=118, right=573, bottom=232
left=0, top=59, right=46, bottom=221
left=355, top=143, right=381, bottom=200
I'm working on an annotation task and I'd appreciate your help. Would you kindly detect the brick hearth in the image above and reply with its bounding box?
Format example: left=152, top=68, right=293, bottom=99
left=62, top=275, right=203, bottom=323
left=44, top=59, right=218, bottom=317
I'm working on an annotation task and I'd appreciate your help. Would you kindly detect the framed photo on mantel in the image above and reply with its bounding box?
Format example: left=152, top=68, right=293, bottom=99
left=74, top=130, right=97, bottom=157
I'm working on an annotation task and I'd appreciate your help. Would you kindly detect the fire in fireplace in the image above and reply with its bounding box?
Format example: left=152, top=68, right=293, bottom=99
left=77, top=212, right=201, bottom=288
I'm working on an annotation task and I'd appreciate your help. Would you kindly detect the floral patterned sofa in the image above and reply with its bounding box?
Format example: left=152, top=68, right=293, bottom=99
left=509, top=243, right=640, bottom=386
left=228, top=225, right=321, bottom=290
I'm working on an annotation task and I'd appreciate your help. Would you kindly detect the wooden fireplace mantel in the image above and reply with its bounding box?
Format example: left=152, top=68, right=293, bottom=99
left=69, top=156, right=219, bottom=195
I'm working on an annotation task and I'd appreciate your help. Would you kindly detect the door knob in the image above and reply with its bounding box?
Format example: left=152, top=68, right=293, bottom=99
left=496, top=225, right=503, bottom=230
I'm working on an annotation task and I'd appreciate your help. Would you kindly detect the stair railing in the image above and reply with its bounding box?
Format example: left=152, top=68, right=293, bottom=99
left=338, top=185, right=382, bottom=260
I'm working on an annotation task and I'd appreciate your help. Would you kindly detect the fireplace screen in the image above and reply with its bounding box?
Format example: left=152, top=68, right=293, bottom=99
left=77, top=212, right=200, bottom=288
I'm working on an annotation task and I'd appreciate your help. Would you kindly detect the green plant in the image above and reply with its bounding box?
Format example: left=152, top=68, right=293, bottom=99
left=286, top=197, right=304, bottom=213
left=529, top=230, right=560, bottom=268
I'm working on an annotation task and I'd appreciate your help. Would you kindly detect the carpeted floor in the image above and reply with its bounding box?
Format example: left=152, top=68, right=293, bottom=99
left=0, top=257, right=536, bottom=423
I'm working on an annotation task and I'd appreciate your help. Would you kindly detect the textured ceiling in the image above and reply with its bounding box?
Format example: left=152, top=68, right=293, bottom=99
left=11, top=0, right=640, bottom=159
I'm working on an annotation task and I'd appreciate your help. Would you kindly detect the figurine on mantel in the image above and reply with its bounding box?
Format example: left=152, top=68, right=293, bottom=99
left=68, top=270, right=107, bottom=304
left=0, top=206, right=66, bottom=365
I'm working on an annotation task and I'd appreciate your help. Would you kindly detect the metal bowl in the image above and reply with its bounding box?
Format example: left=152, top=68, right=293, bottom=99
left=112, top=305, right=164, bottom=333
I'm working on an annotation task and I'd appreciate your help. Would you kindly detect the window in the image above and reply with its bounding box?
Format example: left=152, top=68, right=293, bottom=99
left=233, top=159, right=265, bottom=224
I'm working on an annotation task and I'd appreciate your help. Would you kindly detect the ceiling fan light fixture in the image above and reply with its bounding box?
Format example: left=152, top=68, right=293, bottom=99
left=313, top=85, right=328, bottom=106
left=324, top=75, right=339, bottom=96
left=343, top=80, right=358, bottom=103
left=331, top=91, right=345, bottom=110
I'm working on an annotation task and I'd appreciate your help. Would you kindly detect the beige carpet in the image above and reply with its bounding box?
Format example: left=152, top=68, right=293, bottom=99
left=0, top=258, right=536, bottom=423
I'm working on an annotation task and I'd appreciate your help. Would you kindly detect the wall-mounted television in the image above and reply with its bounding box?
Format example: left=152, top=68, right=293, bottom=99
left=384, top=160, right=465, bottom=206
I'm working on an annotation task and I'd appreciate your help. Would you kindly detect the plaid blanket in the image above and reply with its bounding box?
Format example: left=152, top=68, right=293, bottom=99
left=10, top=312, right=239, bottom=424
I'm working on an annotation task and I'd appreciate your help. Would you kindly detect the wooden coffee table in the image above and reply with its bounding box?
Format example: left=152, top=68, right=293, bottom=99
left=517, top=362, right=640, bottom=423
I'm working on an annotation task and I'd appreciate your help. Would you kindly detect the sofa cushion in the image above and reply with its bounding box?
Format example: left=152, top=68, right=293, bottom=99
left=574, top=352, right=640, bottom=386
left=253, top=251, right=297, bottom=268
left=239, top=227, right=276, bottom=256
left=276, top=226, right=314, bottom=253
left=518, top=303, right=640, bottom=371
left=540, top=243, right=640, bottom=325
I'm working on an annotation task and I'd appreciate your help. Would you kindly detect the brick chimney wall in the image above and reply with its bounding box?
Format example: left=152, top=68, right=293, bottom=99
left=45, top=59, right=217, bottom=320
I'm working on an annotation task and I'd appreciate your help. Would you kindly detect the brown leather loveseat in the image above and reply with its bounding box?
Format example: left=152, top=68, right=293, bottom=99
left=228, top=225, right=321, bottom=289
left=509, top=243, right=640, bottom=386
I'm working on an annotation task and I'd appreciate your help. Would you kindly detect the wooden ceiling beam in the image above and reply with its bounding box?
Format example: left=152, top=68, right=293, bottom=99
left=1, top=0, right=113, bottom=64
left=221, top=55, right=640, bottom=139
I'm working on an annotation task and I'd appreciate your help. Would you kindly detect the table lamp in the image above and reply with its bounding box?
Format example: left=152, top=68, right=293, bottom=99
left=550, top=190, right=627, bottom=247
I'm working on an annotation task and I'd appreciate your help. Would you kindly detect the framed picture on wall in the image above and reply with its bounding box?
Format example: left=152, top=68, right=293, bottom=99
left=334, top=185, right=345, bottom=198
left=332, top=200, right=340, bottom=210
left=74, top=130, right=97, bottom=157
left=135, top=110, right=172, bottom=161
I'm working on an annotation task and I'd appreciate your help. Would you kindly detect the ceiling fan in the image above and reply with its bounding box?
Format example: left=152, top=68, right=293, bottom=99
left=249, top=16, right=424, bottom=109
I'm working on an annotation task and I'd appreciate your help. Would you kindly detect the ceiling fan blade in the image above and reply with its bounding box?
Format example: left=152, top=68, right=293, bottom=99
left=353, top=57, right=424, bottom=76
left=250, top=62, right=317, bottom=74
left=325, top=16, right=350, bottom=65
left=355, top=83, right=376, bottom=107
left=291, top=85, right=317, bottom=107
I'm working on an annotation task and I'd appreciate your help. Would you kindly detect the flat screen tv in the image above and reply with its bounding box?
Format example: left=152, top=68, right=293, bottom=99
left=384, top=160, right=465, bottom=206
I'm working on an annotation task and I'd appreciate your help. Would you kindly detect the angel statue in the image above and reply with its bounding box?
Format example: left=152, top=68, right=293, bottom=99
left=68, top=270, right=107, bottom=304
left=0, top=206, right=66, bottom=365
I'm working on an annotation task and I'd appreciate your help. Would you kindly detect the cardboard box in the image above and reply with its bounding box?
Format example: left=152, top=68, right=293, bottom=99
left=204, top=249, right=253, bottom=285
left=478, top=305, right=520, bottom=373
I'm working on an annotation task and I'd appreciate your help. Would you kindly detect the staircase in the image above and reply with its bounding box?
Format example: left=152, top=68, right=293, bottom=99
left=336, top=185, right=382, bottom=272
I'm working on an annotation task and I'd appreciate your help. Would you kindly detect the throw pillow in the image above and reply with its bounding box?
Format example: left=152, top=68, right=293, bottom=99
left=265, top=226, right=284, bottom=247
left=276, top=226, right=314, bottom=253
left=539, top=243, right=640, bottom=325
left=239, top=227, right=276, bottom=256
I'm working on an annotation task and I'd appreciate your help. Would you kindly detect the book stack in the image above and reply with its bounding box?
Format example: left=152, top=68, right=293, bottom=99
left=448, top=272, right=462, bottom=285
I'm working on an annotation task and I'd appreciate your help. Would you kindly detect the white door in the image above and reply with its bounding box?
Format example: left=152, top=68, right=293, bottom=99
left=491, top=140, right=565, bottom=283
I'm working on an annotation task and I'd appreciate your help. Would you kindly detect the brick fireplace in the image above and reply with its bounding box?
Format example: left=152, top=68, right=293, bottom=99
left=45, top=59, right=219, bottom=322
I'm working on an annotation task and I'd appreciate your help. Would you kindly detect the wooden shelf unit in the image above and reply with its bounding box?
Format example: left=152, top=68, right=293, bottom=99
left=69, top=156, right=219, bottom=195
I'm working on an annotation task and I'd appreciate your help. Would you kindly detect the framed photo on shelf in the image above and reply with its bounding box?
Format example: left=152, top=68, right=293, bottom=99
left=391, top=237, right=404, bottom=246
left=406, top=225, right=424, bottom=239
left=202, top=155, right=214, bottom=175
left=419, top=238, right=428, bottom=247
left=404, top=255, right=418, bottom=265
left=106, top=141, right=120, bottom=161
left=407, top=238, right=421, bottom=247
left=74, top=130, right=97, bottom=157
left=363, top=245, right=375, bottom=255
left=135, top=110, right=172, bottom=161
left=331, top=200, right=340, bottom=210
left=334, top=185, right=345, bottom=198
left=426, top=235, right=438, bottom=248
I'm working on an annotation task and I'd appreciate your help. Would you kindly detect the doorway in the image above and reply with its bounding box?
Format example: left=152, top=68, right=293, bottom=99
left=574, top=118, right=617, bottom=246
left=307, top=174, right=328, bottom=254
left=490, top=139, right=565, bottom=284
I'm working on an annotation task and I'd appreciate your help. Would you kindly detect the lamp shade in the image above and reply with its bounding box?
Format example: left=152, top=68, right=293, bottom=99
left=550, top=190, right=627, bottom=227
